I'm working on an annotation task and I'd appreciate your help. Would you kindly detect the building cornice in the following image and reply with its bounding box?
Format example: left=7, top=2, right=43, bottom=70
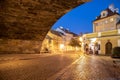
left=84, top=29, right=120, bottom=39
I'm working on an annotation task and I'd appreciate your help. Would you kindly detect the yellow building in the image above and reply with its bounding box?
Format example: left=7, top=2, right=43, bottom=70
left=41, top=27, right=80, bottom=53
left=56, top=27, right=80, bottom=51
left=83, top=4, right=120, bottom=55
left=41, top=30, right=64, bottom=53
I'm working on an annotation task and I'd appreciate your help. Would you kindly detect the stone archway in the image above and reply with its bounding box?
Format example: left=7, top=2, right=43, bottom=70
left=105, top=41, right=112, bottom=55
left=0, top=0, right=89, bottom=54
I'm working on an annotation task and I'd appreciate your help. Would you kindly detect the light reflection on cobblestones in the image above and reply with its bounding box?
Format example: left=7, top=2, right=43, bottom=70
left=0, top=53, right=120, bottom=80
left=56, top=55, right=120, bottom=80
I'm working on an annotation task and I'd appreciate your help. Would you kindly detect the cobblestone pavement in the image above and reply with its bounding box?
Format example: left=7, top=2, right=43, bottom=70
left=0, top=53, right=120, bottom=80
left=0, top=52, right=80, bottom=80
left=49, top=54, right=120, bottom=80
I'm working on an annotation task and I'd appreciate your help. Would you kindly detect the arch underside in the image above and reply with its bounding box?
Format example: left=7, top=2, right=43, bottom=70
left=0, top=0, right=89, bottom=53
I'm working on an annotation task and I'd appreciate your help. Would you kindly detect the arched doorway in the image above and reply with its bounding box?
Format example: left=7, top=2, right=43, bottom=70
left=105, top=41, right=112, bottom=54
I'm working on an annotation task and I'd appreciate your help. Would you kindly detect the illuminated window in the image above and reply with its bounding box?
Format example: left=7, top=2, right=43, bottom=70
left=110, top=18, right=114, bottom=22
left=105, top=20, right=108, bottom=23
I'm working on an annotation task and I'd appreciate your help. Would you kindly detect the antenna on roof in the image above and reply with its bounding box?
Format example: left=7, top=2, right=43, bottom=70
left=109, top=4, right=115, bottom=12
left=115, top=8, right=119, bottom=13
left=59, top=26, right=63, bottom=29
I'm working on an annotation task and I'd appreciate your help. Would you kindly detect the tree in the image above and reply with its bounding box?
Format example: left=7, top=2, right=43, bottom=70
left=69, top=38, right=81, bottom=47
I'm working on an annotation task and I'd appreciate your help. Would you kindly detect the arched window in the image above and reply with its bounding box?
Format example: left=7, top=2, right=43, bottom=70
left=101, top=11, right=108, bottom=18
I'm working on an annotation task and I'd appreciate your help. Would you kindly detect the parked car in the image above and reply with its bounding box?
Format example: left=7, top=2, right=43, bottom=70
left=111, top=47, right=120, bottom=58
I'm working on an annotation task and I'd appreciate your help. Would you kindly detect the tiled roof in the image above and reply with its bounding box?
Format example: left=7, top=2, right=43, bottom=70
left=68, top=32, right=78, bottom=37
left=59, top=28, right=78, bottom=37
left=60, top=28, right=69, bottom=33
left=94, top=8, right=119, bottom=21
left=50, top=30, right=62, bottom=37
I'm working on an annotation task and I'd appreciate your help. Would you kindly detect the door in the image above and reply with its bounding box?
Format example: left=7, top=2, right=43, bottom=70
left=105, top=42, right=112, bottom=54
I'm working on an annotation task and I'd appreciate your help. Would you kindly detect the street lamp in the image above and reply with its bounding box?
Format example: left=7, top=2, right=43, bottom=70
left=79, top=37, right=83, bottom=42
left=60, top=44, right=64, bottom=50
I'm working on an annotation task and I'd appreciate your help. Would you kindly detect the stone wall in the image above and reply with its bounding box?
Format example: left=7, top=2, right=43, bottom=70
left=0, top=0, right=88, bottom=53
left=0, top=39, right=42, bottom=54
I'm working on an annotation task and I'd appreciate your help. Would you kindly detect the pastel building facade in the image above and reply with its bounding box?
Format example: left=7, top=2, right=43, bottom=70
left=56, top=27, right=79, bottom=51
left=83, top=4, right=120, bottom=55
left=41, top=27, right=79, bottom=53
left=41, top=30, right=64, bottom=53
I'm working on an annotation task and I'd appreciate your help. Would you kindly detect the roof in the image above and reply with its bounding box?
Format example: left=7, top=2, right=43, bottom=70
left=60, top=28, right=69, bottom=33
left=94, top=8, right=120, bottom=21
left=59, top=28, right=78, bottom=36
left=68, top=32, right=78, bottom=37
left=50, top=30, right=62, bottom=37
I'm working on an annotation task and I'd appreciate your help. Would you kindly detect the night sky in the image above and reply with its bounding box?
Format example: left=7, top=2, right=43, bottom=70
left=51, top=0, right=120, bottom=35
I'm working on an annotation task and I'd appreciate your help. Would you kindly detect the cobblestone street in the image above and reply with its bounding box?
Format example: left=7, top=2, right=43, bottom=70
left=0, top=53, right=120, bottom=80
left=50, top=55, right=120, bottom=80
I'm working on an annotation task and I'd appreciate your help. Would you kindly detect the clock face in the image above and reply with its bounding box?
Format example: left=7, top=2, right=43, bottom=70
left=101, top=11, right=108, bottom=18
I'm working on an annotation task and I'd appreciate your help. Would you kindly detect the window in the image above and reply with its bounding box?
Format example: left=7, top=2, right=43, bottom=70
left=102, top=27, right=107, bottom=31
left=99, top=22, right=101, bottom=25
left=117, top=18, right=120, bottom=22
left=102, top=13, right=105, bottom=17
left=110, top=27, right=114, bottom=30
left=101, top=11, right=108, bottom=18
left=117, top=25, right=120, bottom=29
left=105, top=20, right=108, bottom=24
left=110, top=18, right=114, bottom=22
left=118, top=40, right=120, bottom=46
left=48, top=39, right=51, bottom=44
left=94, top=23, right=98, bottom=26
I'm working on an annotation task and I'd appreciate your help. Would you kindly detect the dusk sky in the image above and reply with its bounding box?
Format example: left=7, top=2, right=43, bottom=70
left=51, top=0, right=120, bottom=35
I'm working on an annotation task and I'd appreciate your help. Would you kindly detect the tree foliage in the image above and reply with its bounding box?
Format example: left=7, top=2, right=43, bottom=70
left=69, top=38, right=81, bottom=47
